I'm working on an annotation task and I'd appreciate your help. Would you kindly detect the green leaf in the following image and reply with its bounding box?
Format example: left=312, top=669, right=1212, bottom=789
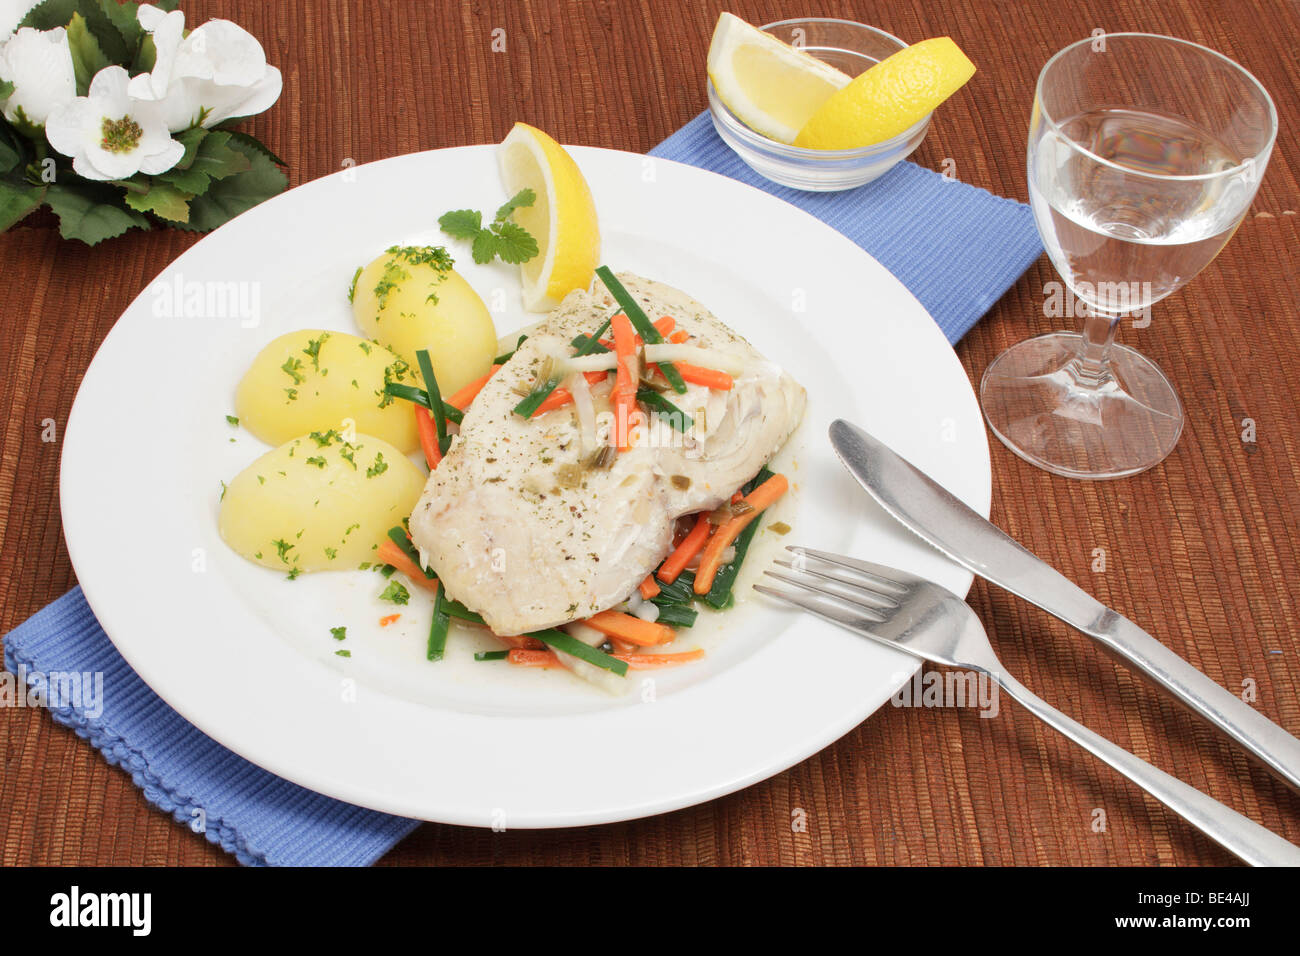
left=0, top=79, right=13, bottom=103
left=494, top=187, right=535, bottom=222
left=0, top=180, right=47, bottom=231
left=158, top=130, right=248, bottom=196
left=470, top=229, right=498, bottom=264
left=67, top=12, right=111, bottom=96
left=437, top=208, right=481, bottom=240
left=98, top=0, right=144, bottom=54
left=177, top=138, right=287, bottom=232
left=0, top=126, right=25, bottom=176
left=124, top=181, right=194, bottom=222
left=22, top=0, right=132, bottom=64
left=132, top=32, right=156, bottom=74
left=221, top=129, right=287, bottom=167
left=45, top=182, right=148, bottom=244
left=491, top=220, right=539, bottom=264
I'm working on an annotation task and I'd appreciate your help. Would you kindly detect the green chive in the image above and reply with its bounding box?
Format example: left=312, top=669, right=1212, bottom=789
left=595, top=266, right=686, bottom=393
left=493, top=334, right=528, bottom=364
left=530, top=629, right=628, bottom=676
left=636, top=386, right=693, bottom=432
left=386, top=527, right=435, bottom=578
left=427, top=586, right=450, bottom=661
left=701, top=467, right=775, bottom=610
left=443, top=599, right=486, bottom=626
left=382, top=382, right=464, bottom=425
left=651, top=603, right=698, bottom=628
left=512, top=316, right=613, bottom=417
left=415, top=349, right=450, bottom=453
left=475, top=650, right=509, bottom=661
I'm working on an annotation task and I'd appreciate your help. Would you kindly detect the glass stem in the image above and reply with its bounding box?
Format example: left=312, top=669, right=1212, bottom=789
left=1070, top=306, right=1122, bottom=389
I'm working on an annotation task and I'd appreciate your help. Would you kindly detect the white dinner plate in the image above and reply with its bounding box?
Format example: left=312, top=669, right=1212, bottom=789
left=61, top=145, right=990, bottom=827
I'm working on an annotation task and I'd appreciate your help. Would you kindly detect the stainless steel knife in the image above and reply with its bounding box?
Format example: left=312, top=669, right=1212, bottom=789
left=829, top=418, right=1300, bottom=793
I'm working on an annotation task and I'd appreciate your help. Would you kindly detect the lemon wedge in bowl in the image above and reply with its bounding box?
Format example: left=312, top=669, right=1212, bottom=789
left=795, top=36, right=976, bottom=150
left=498, top=122, right=601, bottom=312
left=706, top=12, right=852, bottom=145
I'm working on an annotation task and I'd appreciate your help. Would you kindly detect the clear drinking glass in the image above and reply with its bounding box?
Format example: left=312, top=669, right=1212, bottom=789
left=980, top=33, right=1277, bottom=479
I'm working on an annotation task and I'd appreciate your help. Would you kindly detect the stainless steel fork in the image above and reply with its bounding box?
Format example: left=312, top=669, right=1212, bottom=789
left=757, top=546, right=1300, bottom=867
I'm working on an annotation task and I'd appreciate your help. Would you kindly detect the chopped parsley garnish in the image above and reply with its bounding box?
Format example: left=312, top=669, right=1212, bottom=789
left=335, top=649, right=351, bottom=658
left=286, top=567, right=302, bottom=580
left=225, top=415, right=239, bottom=427
left=324, top=547, right=338, bottom=560
left=281, top=356, right=305, bottom=384
left=309, top=429, right=340, bottom=447
left=330, top=626, right=347, bottom=641
left=438, top=188, right=540, bottom=265
left=303, top=333, right=329, bottom=371
left=284, top=387, right=298, bottom=401
left=366, top=452, right=388, bottom=478
left=378, top=580, right=410, bottom=605
left=219, top=480, right=227, bottom=500
left=339, top=444, right=358, bottom=469
left=359, top=341, right=373, bottom=355
left=272, top=538, right=295, bottom=564
left=347, top=266, right=362, bottom=303
left=305, top=456, right=327, bottom=468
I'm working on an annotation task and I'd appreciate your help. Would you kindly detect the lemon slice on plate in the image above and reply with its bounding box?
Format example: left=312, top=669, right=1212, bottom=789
left=498, top=122, right=601, bottom=312
left=706, top=12, right=852, bottom=145
left=795, top=37, right=976, bottom=150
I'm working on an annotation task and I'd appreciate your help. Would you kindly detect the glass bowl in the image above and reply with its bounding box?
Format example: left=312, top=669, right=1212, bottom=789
left=707, top=18, right=930, bottom=191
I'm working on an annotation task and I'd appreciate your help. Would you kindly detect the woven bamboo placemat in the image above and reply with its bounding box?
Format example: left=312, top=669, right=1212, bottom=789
left=1, top=0, right=1297, bottom=865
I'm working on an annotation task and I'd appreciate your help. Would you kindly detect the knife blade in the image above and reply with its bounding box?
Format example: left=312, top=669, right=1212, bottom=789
left=829, top=418, right=1300, bottom=793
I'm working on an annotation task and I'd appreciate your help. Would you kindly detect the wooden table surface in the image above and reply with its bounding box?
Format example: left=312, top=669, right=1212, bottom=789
left=2, top=0, right=1298, bottom=866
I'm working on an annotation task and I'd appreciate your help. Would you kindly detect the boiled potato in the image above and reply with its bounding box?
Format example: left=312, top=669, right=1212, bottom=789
left=219, top=431, right=425, bottom=574
left=235, top=329, right=420, bottom=453
left=351, top=246, right=497, bottom=396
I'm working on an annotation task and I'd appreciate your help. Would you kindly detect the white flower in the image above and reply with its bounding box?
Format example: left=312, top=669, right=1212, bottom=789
left=45, top=66, right=184, bottom=181
left=127, top=4, right=282, bottom=132
left=0, top=2, right=39, bottom=40
left=0, top=25, right=76, bottom=125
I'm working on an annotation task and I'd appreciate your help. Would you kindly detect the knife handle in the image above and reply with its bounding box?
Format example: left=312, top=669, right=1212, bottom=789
left=1092, top=611, right=1300, bottom=793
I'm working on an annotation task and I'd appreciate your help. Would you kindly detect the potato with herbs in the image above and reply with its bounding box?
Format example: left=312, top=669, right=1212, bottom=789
left=235, top=329, right=420, bottom=452
left=350, top=245, right=497, bottom=396
left=219, top=431, right=424, bottom=575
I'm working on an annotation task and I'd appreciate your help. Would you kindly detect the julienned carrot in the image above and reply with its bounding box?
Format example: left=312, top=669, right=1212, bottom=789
left=447, top=364, right=501, bottom=410
left=508, top=648, right=563, bottom=667
left=609, top=637, right=638, bottom=655
left=496, top=633, right=546, bottom=650
left=668, top=330, right=689, bottom=344
left=638, top=575, right=661, bottom=599
left=509, top=648, right=703, bottom=668
left=657, top=511, right=711, bottom=584
left=653, top=316, right=675, bottom=337
left=530, top=387, right=574, bottom=417
left=379, top=613, right=401, bottom=627
left=583, top=370, right=608, bottom=386
left=613, top=649, right=705, bottom=668
left=674, top=361, right=733, bottom=390
left=415, top=404, right=442, bottom=468
left=611, top=312, right=637, bottom=451
left=375, top=540, right=438, bottom=591
left=694, top=473, right=790, bottom=594
left=583, top=609, right=673, bottom=646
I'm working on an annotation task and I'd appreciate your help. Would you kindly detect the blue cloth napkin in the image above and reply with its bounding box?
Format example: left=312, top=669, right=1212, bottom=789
left=649, top=112, right=1043, bottom=344
left=3, top=117, right=1041, bottom=867
left=2, top=588, right=421, bottom=866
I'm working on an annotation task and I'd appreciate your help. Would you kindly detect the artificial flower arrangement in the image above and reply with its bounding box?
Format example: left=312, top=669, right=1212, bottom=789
left=0, top=0, right=286, bottom=244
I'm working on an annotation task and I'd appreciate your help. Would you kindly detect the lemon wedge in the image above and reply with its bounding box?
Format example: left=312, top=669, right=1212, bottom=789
left=707, top=12, right=852, bottom=145
left=794, top=37, right=976, bottom=150
left=498, top=122, right=601, bottom=312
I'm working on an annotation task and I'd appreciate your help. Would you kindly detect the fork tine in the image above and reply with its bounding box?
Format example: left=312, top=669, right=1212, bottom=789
left=786, top=546, right=920, bottom=593
left=754, top=583, right=893, bottom=636
left=763, top=567, right=891, bottom=622
left=772, top=559, right=901, bottom=609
